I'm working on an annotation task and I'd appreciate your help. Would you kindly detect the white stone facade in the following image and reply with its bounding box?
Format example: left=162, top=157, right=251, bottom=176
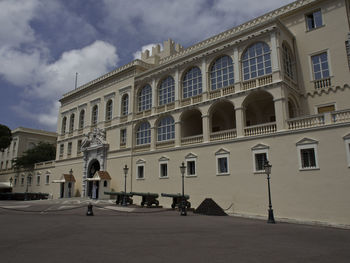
left=4, top=0, right=350, bottom=227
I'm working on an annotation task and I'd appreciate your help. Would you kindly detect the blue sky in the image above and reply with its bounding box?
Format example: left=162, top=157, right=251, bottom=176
left=0, top=0, right=294, bottom=132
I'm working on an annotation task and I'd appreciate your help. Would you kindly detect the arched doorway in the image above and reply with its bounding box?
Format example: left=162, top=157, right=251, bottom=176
left=87, top=160, right=100, bottom=199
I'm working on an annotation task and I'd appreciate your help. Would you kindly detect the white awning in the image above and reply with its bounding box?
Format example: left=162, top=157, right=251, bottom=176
left=0, top=182, right=11, bottom=188
left=85, top=178, right=100, bottom=181
left=52, top=179, right=65, bottom=183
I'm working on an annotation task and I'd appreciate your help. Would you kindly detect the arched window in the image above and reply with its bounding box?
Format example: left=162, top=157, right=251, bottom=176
left=138, top=85, right=152, bottom=112
left=282, top=43, right=295, bottom=80
left=242, top=42, right=271, bottom=81
left=79, top=110, right=85, bottom=129
left=106, top=99, right=113, bottom=121
left=61, top=117, right=67, bottom=134
left=121, top=94, right=129, bottom=116
left=69, top=114, right=75, bottom=133
left=136, top=122, right=151, bottom=145
left=158, top=76, right=175, bottom=106
left=182, top=67, right=202, bottom=99
left=210, top=56, right=234, bottom=90
left=91, top=105, right=98, bottom=126
left=157, top=116, right=175, bottom=141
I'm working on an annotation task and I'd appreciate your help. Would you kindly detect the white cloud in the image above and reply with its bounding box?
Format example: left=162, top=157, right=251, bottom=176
left=0, top=0, right=40, bottom=47
left=0, top=0, right=119, bottom=131
left=133, top=43, right=163, bottom=60
left=102, top=0, right=295, bottom=45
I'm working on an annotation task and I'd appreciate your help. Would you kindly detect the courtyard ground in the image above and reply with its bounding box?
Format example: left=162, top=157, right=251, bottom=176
left=0, top=198, right=349, bottom=263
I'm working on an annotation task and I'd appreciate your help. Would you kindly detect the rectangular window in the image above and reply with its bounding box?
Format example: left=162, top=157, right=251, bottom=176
left=301, top=148, right=316, bottom=168
left=46, top=175, right=50, bottom=185
left=120, top=129, right=127, bottom=145
left=160, top=163, right=168, bottom=178
left=67, top=142, right=72, bottom=156
left=187, top=160, right=196, bottom=176
left=311, top=52, right=329, bottom=80
left=37, top=176, right=40, bottom=186
left=137, top=165, right=144, bottom=179
left=14, top=178, right=17, bottom=186
left=216, top=156, right=229, bottom=175
left=255, top=153, right=267, bottom=172
left=59, top=144, right=64, bottom=157
left=306, top=10, right=323, bottom=30
left=21, top=177, right=24, bottom=186
left=317, top=104, right=335, bottom=114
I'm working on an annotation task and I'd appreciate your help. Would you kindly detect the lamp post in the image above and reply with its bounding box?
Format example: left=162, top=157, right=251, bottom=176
left=264, top=160, right=275, bottom=224
left=122, top=164, right=129, bottom=206
left=180, top=162, right=187, bottom=216
left=9, top=177, right=13, bottom=187
left=25, top=174, right=32, bottom=201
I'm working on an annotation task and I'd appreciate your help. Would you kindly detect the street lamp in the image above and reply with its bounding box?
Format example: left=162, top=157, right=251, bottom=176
left=122, top=164, right=129, bottom=206
left=180, top=162, right=187, bottom=216
left=264, top=160, right=275, bottom=224
left=25, top=174, right=32, bottom=201
left=9, top=177, right=13, bottom=187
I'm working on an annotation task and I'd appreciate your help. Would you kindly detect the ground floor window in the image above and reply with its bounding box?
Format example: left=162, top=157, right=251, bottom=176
left=160, top=163, right=168, bottom=178
left=251, top=144, right=269, bottom=173
left=46, top=174, right=50, bottom=185
left=296, top=138, right=319, bottom=170
left=37, top=175, right=40, bottom=186
left=137, top=165, right=144, bottom=179
left=187, top=160, right=196, bottom=176
left=215, top=148, right=230, bottom=175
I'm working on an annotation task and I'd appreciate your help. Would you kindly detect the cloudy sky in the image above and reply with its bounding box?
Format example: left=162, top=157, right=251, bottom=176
left=0, top=0, right=294, bottom=132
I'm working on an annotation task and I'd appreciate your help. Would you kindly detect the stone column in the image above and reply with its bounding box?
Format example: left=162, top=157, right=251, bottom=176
left=201, top=58, right=208, bottom=99
left=174, top=69, right=180, bottom=107
left=151, top=79, right=157, bottom=114
left=150, top=125, right=156, bottom=151
left=270, top=31, right=279, bottom=72
left=202, top=114, right=210, bottom=142
left=175, top=121, right=181, bottom=147
left=235, top=107, right=245, bottom=137
left=274, top=98, right=287, bottom=131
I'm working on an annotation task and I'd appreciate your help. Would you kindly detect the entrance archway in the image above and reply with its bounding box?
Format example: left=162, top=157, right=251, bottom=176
left=87, top=160, right=100, bottom=199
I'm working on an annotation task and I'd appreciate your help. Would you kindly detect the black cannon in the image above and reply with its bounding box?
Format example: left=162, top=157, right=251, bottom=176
left=161, top=193, right=191, bottom=210
left=131, top=192, right=159, bottom=207
left=104, top=191, right=133, bottom=205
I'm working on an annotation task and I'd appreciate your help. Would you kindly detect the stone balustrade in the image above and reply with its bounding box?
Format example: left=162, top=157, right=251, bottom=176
left=313, top=77, right=331, bottom=89
left=181, top=135, right=203, bottom=145
left=156, top=140, right=175, bottom=149
left=244, top=122, right=277, bottom=136
left=332, top=109, right=350, bottom=123
left=287, top=115, right=324, bottom=130
left=210, top=129, right=237, bottom=141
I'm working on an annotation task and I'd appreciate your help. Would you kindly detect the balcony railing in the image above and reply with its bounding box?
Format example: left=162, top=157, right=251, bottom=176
left=313, top=77, right=331, bottom=89
left=242, top=74, right=272, bottom=91
left=332, top=109, right=350, bottom=124
left=244, top=122, right=276, bottom=136
left=287, top=115, right=324, bottom=130
left=134, top=144, right=150, bottom=152
left=156, top=102, right=175, bottom=113
left=181, top=94, right=203, bottom=106
left=181, top=134, right=203, bottom=145
left=156, top=140, right=175, bottom=149
left=209, top=85, right=235, bottom=99
left=210, top=129, right=237, bottom=141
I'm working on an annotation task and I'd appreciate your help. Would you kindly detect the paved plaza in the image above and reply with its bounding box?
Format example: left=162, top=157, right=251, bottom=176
left=0, top=199, right=350, bottom=263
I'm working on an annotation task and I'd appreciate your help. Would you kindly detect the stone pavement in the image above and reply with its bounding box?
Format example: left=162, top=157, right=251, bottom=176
left=0, top=198, right=350, bottom=263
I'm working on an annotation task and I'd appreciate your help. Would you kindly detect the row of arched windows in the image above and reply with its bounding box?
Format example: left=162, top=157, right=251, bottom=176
left=61, top=94, right=130, bottom=134
left=136, top=116, right=175, bottom=145
left=137, top=42, right=275, bottom=111
left=61, top=42, right=294, bottom=134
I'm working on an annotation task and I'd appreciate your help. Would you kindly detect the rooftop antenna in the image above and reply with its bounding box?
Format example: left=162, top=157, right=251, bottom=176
left=75, top=72, right=78, bottom=89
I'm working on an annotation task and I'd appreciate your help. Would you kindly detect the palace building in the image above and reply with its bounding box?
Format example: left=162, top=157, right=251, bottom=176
left=3, top=0, right=350, bottom=227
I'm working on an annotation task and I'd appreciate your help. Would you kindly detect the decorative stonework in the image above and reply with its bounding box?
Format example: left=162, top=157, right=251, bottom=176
left=81, top=127, right=109, bottom=197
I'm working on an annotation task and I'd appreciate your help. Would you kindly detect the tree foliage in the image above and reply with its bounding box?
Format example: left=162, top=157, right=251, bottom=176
left=12, top=142, right=56, bottom=169
left=0, top=124, right=12, bottom=152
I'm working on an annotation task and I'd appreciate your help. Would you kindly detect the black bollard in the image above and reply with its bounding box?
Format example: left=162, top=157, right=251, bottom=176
left=86, top=203, right=94, bottom=216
